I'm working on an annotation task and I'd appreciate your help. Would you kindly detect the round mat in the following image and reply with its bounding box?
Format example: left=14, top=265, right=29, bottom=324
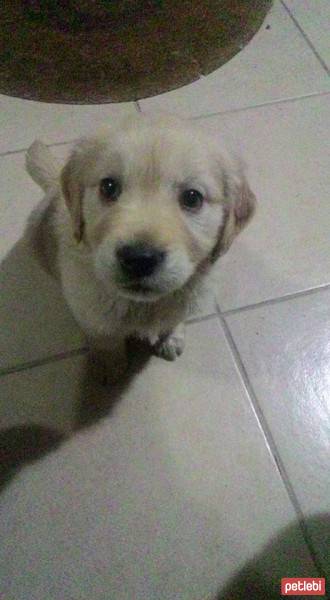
left=0, top=0, right=273, bottom=104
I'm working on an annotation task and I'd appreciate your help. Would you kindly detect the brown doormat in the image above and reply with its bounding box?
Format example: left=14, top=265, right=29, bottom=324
left=0, top=1, right=273, bottom=104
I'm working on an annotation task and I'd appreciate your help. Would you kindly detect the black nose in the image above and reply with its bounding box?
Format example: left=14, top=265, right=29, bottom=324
left=116, top=243, right=166, bottom=278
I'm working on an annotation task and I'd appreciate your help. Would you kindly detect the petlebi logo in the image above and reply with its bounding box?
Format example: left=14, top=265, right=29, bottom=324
left=281, top=578, right=326, bottom=596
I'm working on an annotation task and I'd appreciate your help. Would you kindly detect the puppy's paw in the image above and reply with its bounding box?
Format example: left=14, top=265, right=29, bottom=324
left=154, top=331, right=185, bottom=362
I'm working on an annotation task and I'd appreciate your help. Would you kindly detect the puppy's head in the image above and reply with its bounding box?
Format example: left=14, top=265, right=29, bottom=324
left=61, top=115, right=256, bottom=302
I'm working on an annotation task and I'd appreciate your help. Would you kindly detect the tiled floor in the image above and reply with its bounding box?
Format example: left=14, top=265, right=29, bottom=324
left=0, top=2, right=329, bottom=599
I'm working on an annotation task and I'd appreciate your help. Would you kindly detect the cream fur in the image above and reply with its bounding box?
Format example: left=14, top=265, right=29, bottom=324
left=26, top=114, right=256, bottom=380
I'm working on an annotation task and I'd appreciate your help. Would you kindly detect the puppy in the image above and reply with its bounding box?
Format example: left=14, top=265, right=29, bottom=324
left=26, top=114, right=256, bottom=383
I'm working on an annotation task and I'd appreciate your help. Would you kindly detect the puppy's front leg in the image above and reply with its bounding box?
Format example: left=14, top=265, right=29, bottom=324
left=88, top=335, right=128, bottom=385
left=153, top=323, right=185, bottom=362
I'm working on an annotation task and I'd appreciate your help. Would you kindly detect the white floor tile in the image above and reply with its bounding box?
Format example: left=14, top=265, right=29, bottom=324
left=0, top=319, right=317, bottom=599
left=283, top=0, right=330, bottom=69
left=225, top=288, right=330, bottom=573
left=0, top=354, right=85, bottom=434
left=0, top=243, right=84, bottom=371
left=0, top=145, right=69, bottom=260
left=0, top=147, right=84, bottom=371
left=139, top=1, right=330, bottom=118
left=0, top=95, right=137, bottom=154
left=200, top=94, right=330, bottom=311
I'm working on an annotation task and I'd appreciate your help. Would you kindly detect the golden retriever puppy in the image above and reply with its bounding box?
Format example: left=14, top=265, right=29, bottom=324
left=26, top=114, right=255, bottom=383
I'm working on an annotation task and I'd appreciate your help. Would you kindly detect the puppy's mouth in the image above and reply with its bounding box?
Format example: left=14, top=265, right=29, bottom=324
left=123, top=282, right=154, bottom=294
left=119, top=281, right=163, bottom=302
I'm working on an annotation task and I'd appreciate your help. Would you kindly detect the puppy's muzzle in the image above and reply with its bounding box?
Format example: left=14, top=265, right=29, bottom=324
left=116, top=242, right=166, bottom=279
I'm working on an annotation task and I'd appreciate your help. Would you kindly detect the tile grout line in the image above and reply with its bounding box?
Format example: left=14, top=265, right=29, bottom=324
left=280, top=0, right=330, bottom=76
left=0, top=347, right=88, bottom=378
left=0, top=138, right=78, bottom=158
left=186, top=311, right=217, bottom=325
left=0, top=317, right=218, bottom=378
left=221, top=283, right=330, bottom=317
left=2, top=281, right=329, bottom=377
left=192, top=90, right=330, bottom=121
left=1, top=91, right=330, bottom=158
left=216, top=307, right=326, bottom=578
left=1, top=103, right=142, bottom=158
left=187, top=282, right=330, bottom=325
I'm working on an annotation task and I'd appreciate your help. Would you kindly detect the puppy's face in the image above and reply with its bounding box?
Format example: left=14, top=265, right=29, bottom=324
left=62, top=116, right=255, bottom=302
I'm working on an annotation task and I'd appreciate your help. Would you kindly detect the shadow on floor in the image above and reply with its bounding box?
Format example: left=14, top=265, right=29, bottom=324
left=1, top=184, right=329, bottom=600
left=74, top=337, right=152, bottom=430
left=216, top=513, right=330, bottom=600
left=0, top=337, right=152, bottom=492
left=0, top=424, right=64, bottom=492
left=0, top=201, right=152, bottom=492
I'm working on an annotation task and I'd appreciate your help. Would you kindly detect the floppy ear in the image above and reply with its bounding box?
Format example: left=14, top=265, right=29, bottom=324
left=61, top=153, right=85, bottom=242
left=210, top=171, right=256, bottom=262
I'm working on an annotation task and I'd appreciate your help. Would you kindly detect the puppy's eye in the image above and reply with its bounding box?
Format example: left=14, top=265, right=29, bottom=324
left=99, top=177, right=121, bottom=201
left=180, top=189, right=204, bottom=212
